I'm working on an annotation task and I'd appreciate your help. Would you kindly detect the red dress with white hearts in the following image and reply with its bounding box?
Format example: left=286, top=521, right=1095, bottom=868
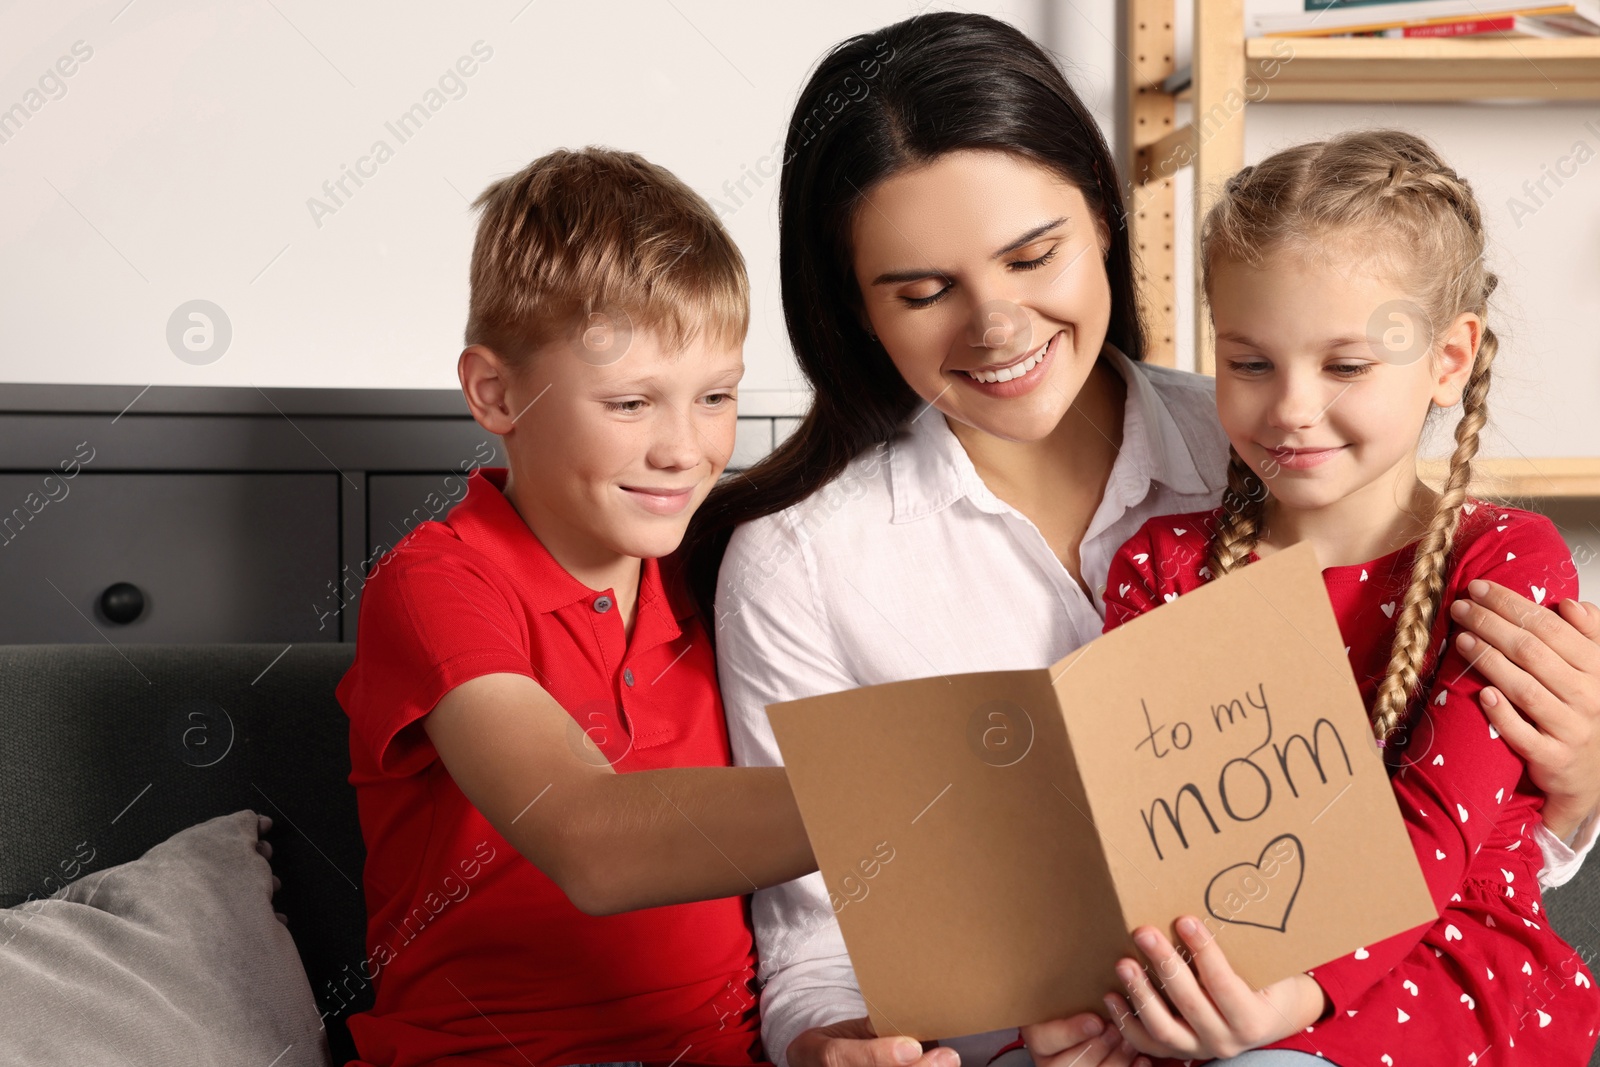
left=1103, top=501, right=1600, bottom=1067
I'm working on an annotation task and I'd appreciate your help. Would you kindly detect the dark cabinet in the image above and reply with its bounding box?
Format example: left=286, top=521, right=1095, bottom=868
left=0, top=473, right=337, bottom=643
left=0, top=384, right=783, bottom=644
left=0, top=384, right=495, bottom=645
left=367, top=473, right=477, bottom=562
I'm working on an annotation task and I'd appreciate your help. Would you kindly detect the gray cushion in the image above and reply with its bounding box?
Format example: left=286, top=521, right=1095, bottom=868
left=0, top=809, right=331, bottom=1067
left=0, top=642, right=368, bottom=1064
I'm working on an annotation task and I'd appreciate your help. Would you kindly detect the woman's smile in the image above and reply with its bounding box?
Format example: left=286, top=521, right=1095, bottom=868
left=957, top=328, right=1064, bottom=392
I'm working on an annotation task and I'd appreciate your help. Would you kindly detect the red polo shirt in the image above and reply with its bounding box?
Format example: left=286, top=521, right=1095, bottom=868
left=335, top=467, right=765, bottom=1067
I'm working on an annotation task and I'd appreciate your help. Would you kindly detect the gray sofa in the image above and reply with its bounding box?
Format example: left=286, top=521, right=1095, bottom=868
left=0, top=643, right=369, bottom=1065
left=1, top=643, right=1597, bottom=1066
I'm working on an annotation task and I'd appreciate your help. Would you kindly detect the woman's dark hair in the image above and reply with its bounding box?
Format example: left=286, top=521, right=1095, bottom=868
left=681, top=11, right=1145, bottom=630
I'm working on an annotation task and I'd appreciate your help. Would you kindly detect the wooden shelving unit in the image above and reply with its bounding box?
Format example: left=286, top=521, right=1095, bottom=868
left=1117, top=6, right=1600, bottom=497
left=1421, top=457, right=1600, bottom=499
left=1245, top=36, right=1600, bottom=101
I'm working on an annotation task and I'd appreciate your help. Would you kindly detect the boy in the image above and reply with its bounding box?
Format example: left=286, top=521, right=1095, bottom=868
left=336, top=148, right=814, bottom=1067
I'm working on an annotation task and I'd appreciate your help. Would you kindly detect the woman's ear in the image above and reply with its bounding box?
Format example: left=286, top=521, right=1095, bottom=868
left=1431, top=311, right=1481, bottom=407
left=856, top=305, right=878, bottom=341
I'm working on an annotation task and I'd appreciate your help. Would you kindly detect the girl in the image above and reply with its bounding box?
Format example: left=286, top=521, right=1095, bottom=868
left=1095, top=130, right=1600, bottom=1067
left=682, top=14, right=1600, bottom=1067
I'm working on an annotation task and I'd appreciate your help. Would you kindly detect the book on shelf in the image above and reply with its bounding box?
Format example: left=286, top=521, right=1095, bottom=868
left=1252, top=0, right=1600, bottom=36
left=1340, top=12, right=1600, bottom=35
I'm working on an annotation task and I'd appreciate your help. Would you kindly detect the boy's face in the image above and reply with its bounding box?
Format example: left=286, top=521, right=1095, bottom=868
left=490, top=322, right=744, bottom=565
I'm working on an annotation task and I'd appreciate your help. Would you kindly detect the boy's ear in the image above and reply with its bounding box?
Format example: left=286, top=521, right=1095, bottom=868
left=458, top=344, right=522, bottom=435
left=1432, top=311, right=1481, bottom=408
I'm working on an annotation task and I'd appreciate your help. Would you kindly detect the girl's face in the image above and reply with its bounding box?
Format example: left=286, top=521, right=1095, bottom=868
left=1208, top=246, right=1478, bottom=514
left=849, top=149, right=1113, bottom=442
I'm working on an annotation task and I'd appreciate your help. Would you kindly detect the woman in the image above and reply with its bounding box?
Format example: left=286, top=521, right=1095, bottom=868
left=682, top=13, right=1600, bottom=1067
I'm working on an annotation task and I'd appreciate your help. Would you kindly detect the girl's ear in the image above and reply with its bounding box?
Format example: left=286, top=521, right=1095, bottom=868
left=1432, top=311, right=1481, bottom=407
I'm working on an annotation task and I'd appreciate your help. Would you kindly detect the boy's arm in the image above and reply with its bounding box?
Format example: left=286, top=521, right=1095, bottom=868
left=424, top=671, right=815, bottom=916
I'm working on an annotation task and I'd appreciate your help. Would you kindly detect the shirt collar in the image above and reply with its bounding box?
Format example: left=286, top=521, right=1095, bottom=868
left=445, top=468, right=691, bottom=634
left=887, top=343, right=1211, bottom=524
left=1107, top=342, right=1212, bottom=496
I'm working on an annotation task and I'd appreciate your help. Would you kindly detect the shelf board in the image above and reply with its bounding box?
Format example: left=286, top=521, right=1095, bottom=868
left=1420, top=457, right=1600, bottom=498
left=1242, top=36, right=1600, bottom=102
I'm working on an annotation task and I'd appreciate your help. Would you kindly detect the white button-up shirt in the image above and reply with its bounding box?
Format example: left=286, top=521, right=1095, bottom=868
left=713, top=345, right=1595, bottom=1067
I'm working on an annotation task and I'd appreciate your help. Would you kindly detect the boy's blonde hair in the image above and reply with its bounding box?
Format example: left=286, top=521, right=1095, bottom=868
left=465, top=146, right=749, bottom=363
left=1199, top=129, right=1498, bottom=743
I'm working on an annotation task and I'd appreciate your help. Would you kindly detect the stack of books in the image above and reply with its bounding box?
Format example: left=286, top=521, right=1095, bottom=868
left=1251, top=0, right=1600, bottom=37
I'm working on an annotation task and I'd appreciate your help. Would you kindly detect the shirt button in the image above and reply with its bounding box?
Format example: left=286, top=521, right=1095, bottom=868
left=592, top=595, right=612, bottom=613
left=623, top=668, right=635, bottom=687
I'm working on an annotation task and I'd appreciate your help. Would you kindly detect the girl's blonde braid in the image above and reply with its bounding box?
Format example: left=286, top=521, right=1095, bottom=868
left=1370, top=282, right=1500, bottom=742
left=1207, top=446, right=1269, bottom=580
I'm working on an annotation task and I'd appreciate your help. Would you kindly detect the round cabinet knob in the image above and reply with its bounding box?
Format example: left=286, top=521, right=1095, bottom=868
left=100, top=582, right=145, bottom=625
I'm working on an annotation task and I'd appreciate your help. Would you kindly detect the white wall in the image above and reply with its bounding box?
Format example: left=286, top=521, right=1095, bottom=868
left=4, top=1, right=1593, bottom=461
left=5, top=0, right=1594, bottom=595
left=0, top=0, right=1044, bottom=416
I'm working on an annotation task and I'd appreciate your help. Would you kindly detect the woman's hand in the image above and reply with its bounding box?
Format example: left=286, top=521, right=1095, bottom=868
left=1022, top=1014, right=1145, bottom=1067
left=1451, top=583, right=1600, bottom=840
left=1103, top=916, right=1327, bottom=1061
left=786, top=1017, right=955, bottom=1067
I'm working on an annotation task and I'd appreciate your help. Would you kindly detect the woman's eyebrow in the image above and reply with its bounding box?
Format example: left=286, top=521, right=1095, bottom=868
left=869, top=216, right=1071, bottom=286
left=992, top=216, right=1069, bottom=257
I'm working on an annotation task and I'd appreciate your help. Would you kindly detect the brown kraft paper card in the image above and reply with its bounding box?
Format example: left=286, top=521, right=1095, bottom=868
left=766, top=541, right=1437, bottom=1040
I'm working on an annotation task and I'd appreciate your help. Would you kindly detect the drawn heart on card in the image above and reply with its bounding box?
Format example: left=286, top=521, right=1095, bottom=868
left=1204, top=833, right=1305, bottom=933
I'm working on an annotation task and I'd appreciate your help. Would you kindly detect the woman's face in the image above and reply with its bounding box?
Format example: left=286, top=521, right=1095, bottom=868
left=850, top=148, right=1113, bottom=442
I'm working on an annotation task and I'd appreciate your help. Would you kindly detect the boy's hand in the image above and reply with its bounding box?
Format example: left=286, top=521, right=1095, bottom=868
left=1103, top=916, right=1326, bottom=1060
left=1021, top=1013, right=1145, bottom=1067
left=786, top=1018, right=954, bottom=1067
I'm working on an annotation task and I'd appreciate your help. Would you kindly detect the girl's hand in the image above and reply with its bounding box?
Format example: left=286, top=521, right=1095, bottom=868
left=1021, top=1013, right=1145, bottom=1067
left=1103, top=916, right=1328, bottom=1061
left=1452, top=584, right=1600, bottom=840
